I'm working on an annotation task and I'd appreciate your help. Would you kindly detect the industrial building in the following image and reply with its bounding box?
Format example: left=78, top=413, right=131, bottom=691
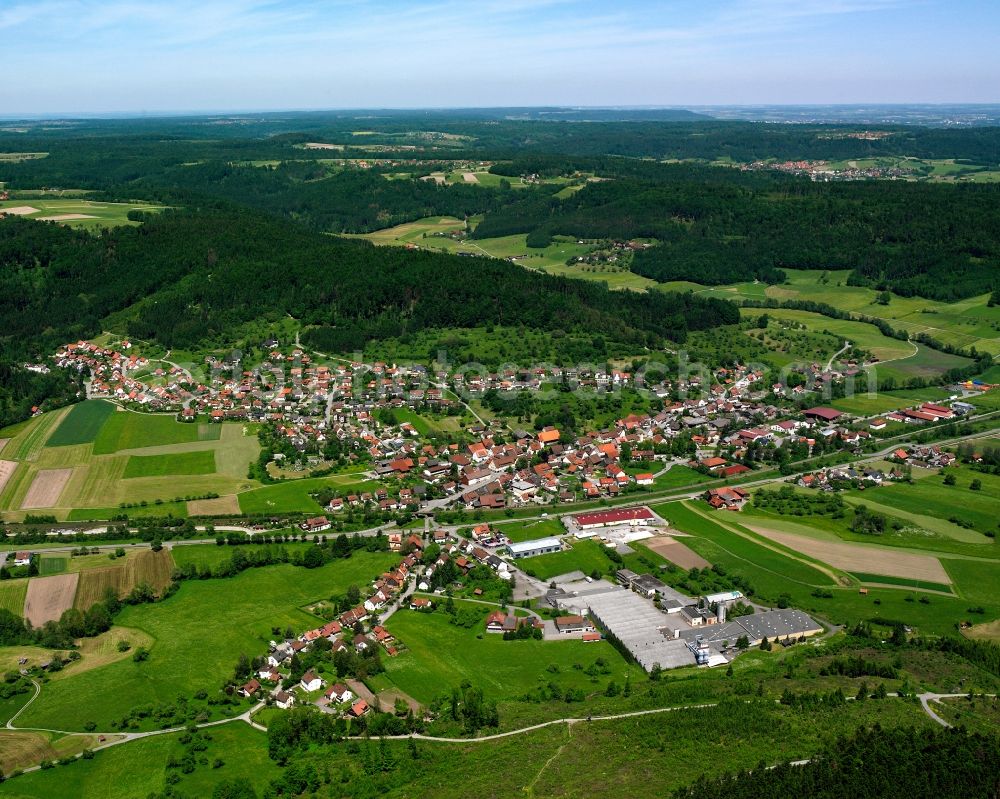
left=507, top=536, right=563, bottom=559
left=572, top=506, right=656, bottom=531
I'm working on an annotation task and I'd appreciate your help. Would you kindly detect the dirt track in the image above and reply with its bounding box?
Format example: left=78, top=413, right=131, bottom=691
left=21, top=468, right=73, bottom=509
left=745, top=524, right=950, bottom=584
left=23, top=573, right=79, bottom=626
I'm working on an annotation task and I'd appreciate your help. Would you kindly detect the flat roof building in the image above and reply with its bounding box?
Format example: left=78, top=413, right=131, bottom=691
left=507, top=537, right=562, bottom=559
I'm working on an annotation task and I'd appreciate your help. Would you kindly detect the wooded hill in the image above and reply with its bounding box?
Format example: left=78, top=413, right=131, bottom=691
left=479, top=161, right=1000, bottom=300
left=0, top=208, right=737, bottom=425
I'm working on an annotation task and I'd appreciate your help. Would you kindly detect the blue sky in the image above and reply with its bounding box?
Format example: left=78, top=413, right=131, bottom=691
left=0, top=0, right=997, bottom=114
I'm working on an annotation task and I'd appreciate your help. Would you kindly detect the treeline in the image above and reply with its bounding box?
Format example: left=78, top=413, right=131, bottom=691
left=672, top=725, right=1000, bottom=799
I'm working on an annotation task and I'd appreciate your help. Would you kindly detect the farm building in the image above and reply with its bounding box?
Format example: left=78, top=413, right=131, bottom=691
left=507, top=536, right=562, bottom=559
left=554, top=615, right=595, bottom=634
left=803, top=407, right=842, bottom=423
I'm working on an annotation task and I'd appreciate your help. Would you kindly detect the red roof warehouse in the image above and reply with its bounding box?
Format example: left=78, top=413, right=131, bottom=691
left=803, top=407, right=842, bottom=422
left=573, top=506, right=655, bottom=529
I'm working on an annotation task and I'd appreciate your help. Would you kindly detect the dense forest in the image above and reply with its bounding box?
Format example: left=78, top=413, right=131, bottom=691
left=0, top=208, right=736, bottom=425
left=673, top=724, right=1000, bottom=799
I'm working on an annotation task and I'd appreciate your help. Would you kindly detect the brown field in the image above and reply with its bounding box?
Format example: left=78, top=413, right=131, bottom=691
left=0, top=206, right=39, bottom=216
left=375, top=686, right=422, bottom=714
left=72, top=548, right=175, bottom=610
left=0, top=438, right=9, bottom=455
left=0, top=459, right=18, bottom=495
left=964, top=619, right=1000, bottom=641
left=462, top=172, right=479, bottom=183
left=37, top=213, right=96, bottom=221
left=23, top=573, right=79, bottom=626
left=0, top=731, right=101, bottom=772
left=644, top=535, right=711, bottom=570
left=188, top=494, right=240, bottom=516
left=21, top=467, right=73, bottom=509
left=745, top=524, right=951, bottom=584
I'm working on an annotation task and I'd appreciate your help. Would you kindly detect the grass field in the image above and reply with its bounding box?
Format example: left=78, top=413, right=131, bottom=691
left=0, top=580, right=28, bottom=615
left=0, top=723, right=277, bottom=799
left=0, top=407, right=69, bottom=462
left=44, top=401, right=116, bottom=447
left=0, top=731, right=99, bottom=774
left=18, top=552, right=397, bottom=731
left=829, top=387, right=955, bottom=416
left=382, top=603, right=644, bottom=705
left=495, top=517, right=566, bottom=543
left=93, top=411, right=220, bottom=455
left=237, top=474, right=378, bottom=514
left=122, top=450, right=216, bottom=478
left=517, top=538, right=615, bottom=580
left=169, top=542, right=314, bottom=571
left=0, top=198, right=167, bottom=230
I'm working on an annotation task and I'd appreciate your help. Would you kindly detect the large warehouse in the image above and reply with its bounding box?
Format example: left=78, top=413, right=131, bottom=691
left=507, top=536, right=563, bottom=559
left=572, top=506, right=656, bottom=531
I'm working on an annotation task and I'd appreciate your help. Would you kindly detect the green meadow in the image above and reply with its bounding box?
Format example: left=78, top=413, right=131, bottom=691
left=517, top=538, right=616, bottom=580
left=382, top=602, right=643, bottom=705
left=16, top=551, right=397, bottom=731
left=122, top=450, right=217, bottom=479
left=0, top=198, right=167, bottom=230
left=44, top=401, right=116, bottom=447
left=93, top=412, right=220, bottom=455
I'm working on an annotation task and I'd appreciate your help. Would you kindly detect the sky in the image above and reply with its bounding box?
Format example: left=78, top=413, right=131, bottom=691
left=0, top=0, right=997, bottom=115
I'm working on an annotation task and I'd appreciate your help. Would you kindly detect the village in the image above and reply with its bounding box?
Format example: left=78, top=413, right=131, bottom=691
left=49, top=339, right=993, bottom=519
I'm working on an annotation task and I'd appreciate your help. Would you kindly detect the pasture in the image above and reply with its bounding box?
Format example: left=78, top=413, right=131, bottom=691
left=16, top=551, right=397, bottom=731
left=45, top=400, right=115, bottom=447
left=237, top=473, right=377, bottom=514
left=382, top=603, right=643, bottom=704
left=0, top=198, right=167, bottom=229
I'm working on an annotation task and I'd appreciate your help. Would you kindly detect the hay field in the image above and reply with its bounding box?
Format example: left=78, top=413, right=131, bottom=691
left=745, top=524, right=951, bottom=584
left=644, top=536, right=711, bottom=570
left=0, top=198, right=167, bottom=229
left=0, top=580, right=28, bottom=615
left=21, top=468, right=74, bottom=509
left=23, top=573, right=79, bottom=626
left=72, top=549, right=174, bottom=610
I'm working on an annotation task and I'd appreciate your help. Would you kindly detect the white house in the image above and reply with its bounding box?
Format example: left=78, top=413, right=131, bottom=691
left=299, top=670, right=323, bottom=692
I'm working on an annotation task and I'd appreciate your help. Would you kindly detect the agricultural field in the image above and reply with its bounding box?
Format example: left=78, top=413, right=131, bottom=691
left=686, top=269, right=1000, bottom=358
left=0, top=731, right=100, bottom=774
left=0, top=579, right=29, bottom=615
left=829, top=386, right=956, bottom=416
left=72, top=548, right=175, bottom=610
left=494, top=517, right=566, bottom=543
left=122, top=450, right=216, bottom=478
left=0, top=407, right=260, bottom=521
left=169, top=541, right=314, bottom=571
left=45, top=400, right=116, bottom=447
left=15, top=551, right=397, bottom=731
left=654, top=501, right=996, bottom=636
left=23, top=573, right=79, bottom=626
left=0, top=626, right=154, bottom=677
left=0, top=198, right=167, bottom=229
left=382, top=602, right=644, bottom=705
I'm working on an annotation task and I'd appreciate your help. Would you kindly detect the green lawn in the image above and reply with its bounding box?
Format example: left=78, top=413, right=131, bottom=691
left=16, top=552, right=397, bottom=731
left=0, top=723, right=277, bottom=799
left=122, top=450, right=217, bottom=479
left=382, top=604, right=643, bottom=705
left=44, top=401, right=115, bottom=447
left=494, top=517, right=566, bottom=543
left=92, top=412, right=220, bottom=455
left=38, top=555, right=69, bottom=576
left=517, top=539, right=614, bottom=580
left=237, top=475, right=378, bottom=514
